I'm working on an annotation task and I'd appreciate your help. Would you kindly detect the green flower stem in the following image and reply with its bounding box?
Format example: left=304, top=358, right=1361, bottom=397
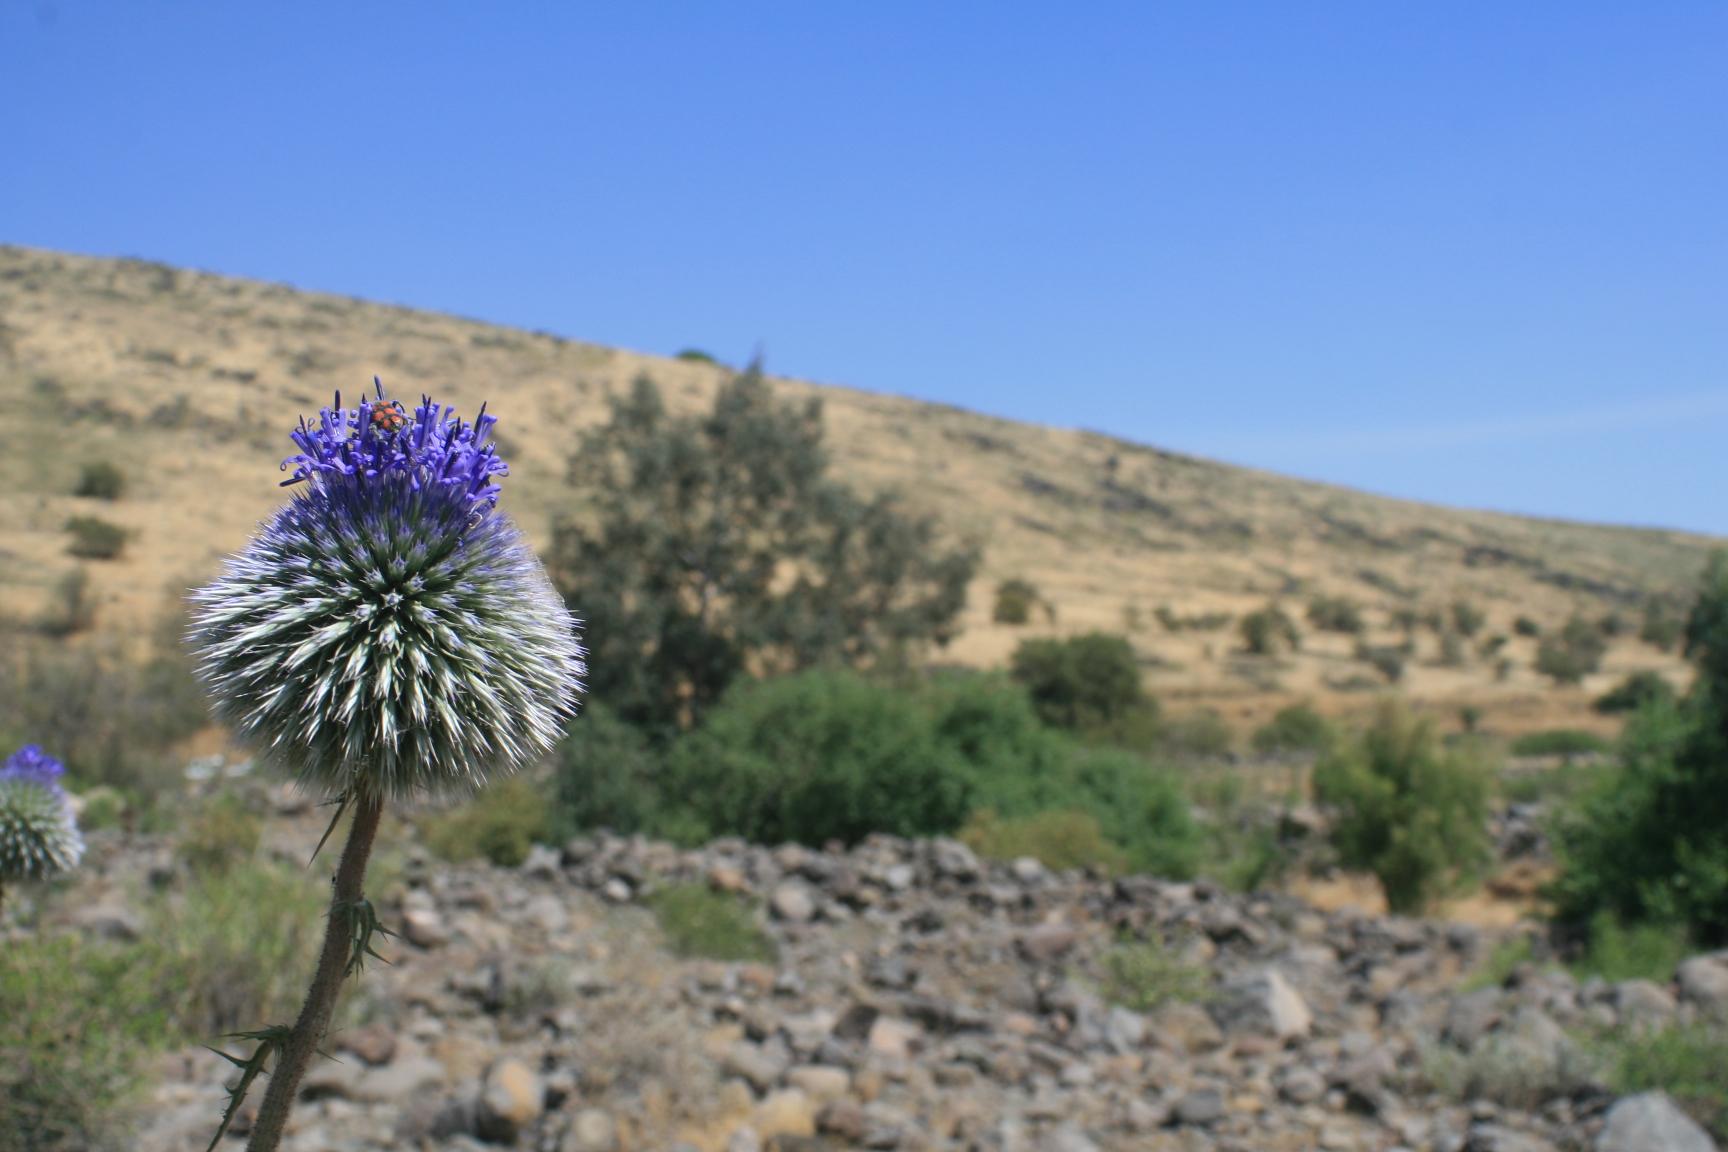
left=245, top=796, right=384, bottom=1152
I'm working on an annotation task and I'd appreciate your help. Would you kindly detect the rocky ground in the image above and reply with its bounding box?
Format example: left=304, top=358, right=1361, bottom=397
left=57, top=811, right=1728, bottom=1152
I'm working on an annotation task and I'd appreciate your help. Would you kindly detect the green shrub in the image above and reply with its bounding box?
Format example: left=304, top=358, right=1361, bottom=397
left=73, top=461, right=125, bottom=500
left=63, top=515, right=127, bottom=560
left=1593, top=671, right=1677, bottom=716
left=0, top=935, right=168, bottom=1152
left=1313, top=704, right=1492, bottom=913
left=38, top=566, right=95, bottom=637
left=1097, top=935, right=1210, bottom=1011
left=1595, top=1021, right=1728, bottom=1139
left=673, top=348, right=721, bottom=365
left=660, top=669, right=974, bottom=847
left=423, top=777, right=551, bottom=866
left=1156, top=606, right=1234, bottom=633
left=993, top=578, right=1044, bottom=625
left=1572, top=912, right=1690, bottom=984
left=959, top=808, right=1129, bottom=874
left=1536, top=616, right=1608, bottom=686
left=648, top=883, right=775, bottom=962
left=1306, top=596, right=1364, bottom=635
left=141, top=859, right=325, bottom=1036
left=177, top=789, right=262, bottom=874
left=1239, top=603, right=1300, bottom=656
left=1355, top=641, right=1406, bottom=683
left=551, top=702, right=666, bottom=838
left=1641, top=597, right=1684, bottom=652
left=1514, top=616, right=1542, bottom=638
left=1509, top=728, right=1611, bottom=760
left=1477, top=633, right=1510, bottom=660
left=1252, top=704, right=1334, bottom=757
left=1551, top=553, right=1728, bottom=944
left=1451, top=599, right=1487, bottom=638
left=1009, top=632, right=1147, bottom=732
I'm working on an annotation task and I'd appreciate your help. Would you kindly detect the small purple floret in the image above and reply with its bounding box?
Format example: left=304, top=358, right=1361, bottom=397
left=1, top=744, right=66, bottom=792
left=280, top=378, right=509, bottom=517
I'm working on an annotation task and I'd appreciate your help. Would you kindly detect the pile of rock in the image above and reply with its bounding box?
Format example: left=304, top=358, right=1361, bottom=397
left=84, top=826, right=1726, bottom=1152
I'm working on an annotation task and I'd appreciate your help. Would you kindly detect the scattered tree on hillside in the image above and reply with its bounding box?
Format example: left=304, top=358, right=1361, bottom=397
left=1535, top=615, right=1609, bottom=686
left=1009, top=632, right=1148, bottom=734
left=549, top=365, right=979, bottom=735
left=1240, top=603, right=1301, bottom=656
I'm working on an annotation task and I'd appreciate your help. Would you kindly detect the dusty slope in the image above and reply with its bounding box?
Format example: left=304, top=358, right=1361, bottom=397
left=0, top=245, right=1715, bottom=730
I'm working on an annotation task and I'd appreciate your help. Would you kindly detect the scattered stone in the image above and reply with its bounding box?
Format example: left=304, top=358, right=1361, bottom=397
left=476, top=1058, right=542, bottom=1142
left=563, top=1108, right=619, bottom=1152
left=1173, top=1089, right=1226, bottom=1126
left=771, top=882, right=817, bottom=923
left=1211, top=968, right=1312, bottom=1039
left=1596, top=1092, right=1717, bottom=1152
left=1676, top=955, right=1728, bottom=1017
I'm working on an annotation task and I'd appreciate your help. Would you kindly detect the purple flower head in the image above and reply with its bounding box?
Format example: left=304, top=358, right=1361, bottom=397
left=1, top=744, right=66, bottom=792
left=281, top=378, right=509, bottom=522
left=191, top=378, right=584, bottom=802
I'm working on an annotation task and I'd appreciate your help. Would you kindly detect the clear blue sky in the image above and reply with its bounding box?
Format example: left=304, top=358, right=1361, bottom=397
left=5, top=3, right=1724, bottom=534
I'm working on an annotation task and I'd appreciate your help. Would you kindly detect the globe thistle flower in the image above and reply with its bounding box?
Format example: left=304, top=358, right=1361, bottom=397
left=0, top=744, right=84, bottom=884
left=190, top=380, right=584, bottom=802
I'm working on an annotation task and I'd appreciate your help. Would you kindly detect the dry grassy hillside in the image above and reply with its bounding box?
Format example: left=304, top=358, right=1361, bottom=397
left=0, top=245, right=1715, bottom=733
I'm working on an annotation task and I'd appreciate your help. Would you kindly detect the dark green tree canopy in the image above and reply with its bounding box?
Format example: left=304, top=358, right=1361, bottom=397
left=550, top=365, right=979, bottom=735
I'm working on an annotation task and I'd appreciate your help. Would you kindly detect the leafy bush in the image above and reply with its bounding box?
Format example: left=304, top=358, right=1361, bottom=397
left=177, top=789, right=262, bottom=874
left=959, top=808, right=1129, bottom=874
left=993, top=578, right=1044, bottom=625
left=996, top=744, right=1200, bottom=878
left=1535, top=616, right=1608, bottom=686
left=1438, top=629, right=1467, bottom=667
left=38, top=566, right=95, bottom=637
left=1009, top=632, right=1149, bottom=734
left=1641, top=597, right=1684, bottom=651
left=1599, top=610, right=1628, bottom=638
left=660, top=669, right=974, bottom=847
left=1552, top=558, right=1728, bottom=944
left=1155, top=606, right=1233, bottom=633
left=64, top=515, right=127, bottom=560
left=673, top=348, right=721, bottom=365
left=1509, top=728, right=1611, bottom=760
left=1513, top=616, right=1542, bottom=638
left=423, top=777, right=551, bottom=867
left=142, top=859, right=325, bottom=1036
left=1097, top=935, right=1210, bottom=1011
left=551, top=702, right=666, bottom=838
left=0, top=935, right=167, bottom=1152
left=1306, top=596, right=1364, bottom=635
left=1313, top=704, right=1492, bottom=913
left=648, top=883, right=775, bottom=962
left=1355, top=641, right=1406, bottom=683
left=1252, top=704, right=1334, bottom=757
left=73, top=461, right=125, bottom=500
left=1571, top=912, right=1690, bottom=983
left=1239, top=603, right=1300, bottom=656
left=1451, top=599, right=1487, bottom=638
left=1593, top=671, right=1677, bottom=716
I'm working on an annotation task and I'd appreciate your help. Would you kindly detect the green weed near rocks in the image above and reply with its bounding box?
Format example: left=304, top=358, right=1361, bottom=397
left=648, top=882, right=776, bottom=963
left=1096, top=935, right=1211, bottom=1012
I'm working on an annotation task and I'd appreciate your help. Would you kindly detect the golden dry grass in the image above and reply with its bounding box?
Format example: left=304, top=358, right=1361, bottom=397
left=0, top=244, right=1715, bottom=732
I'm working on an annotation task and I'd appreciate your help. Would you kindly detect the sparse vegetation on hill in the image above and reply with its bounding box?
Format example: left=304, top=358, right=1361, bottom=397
left=0, top=246, right=1720, bottom=731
